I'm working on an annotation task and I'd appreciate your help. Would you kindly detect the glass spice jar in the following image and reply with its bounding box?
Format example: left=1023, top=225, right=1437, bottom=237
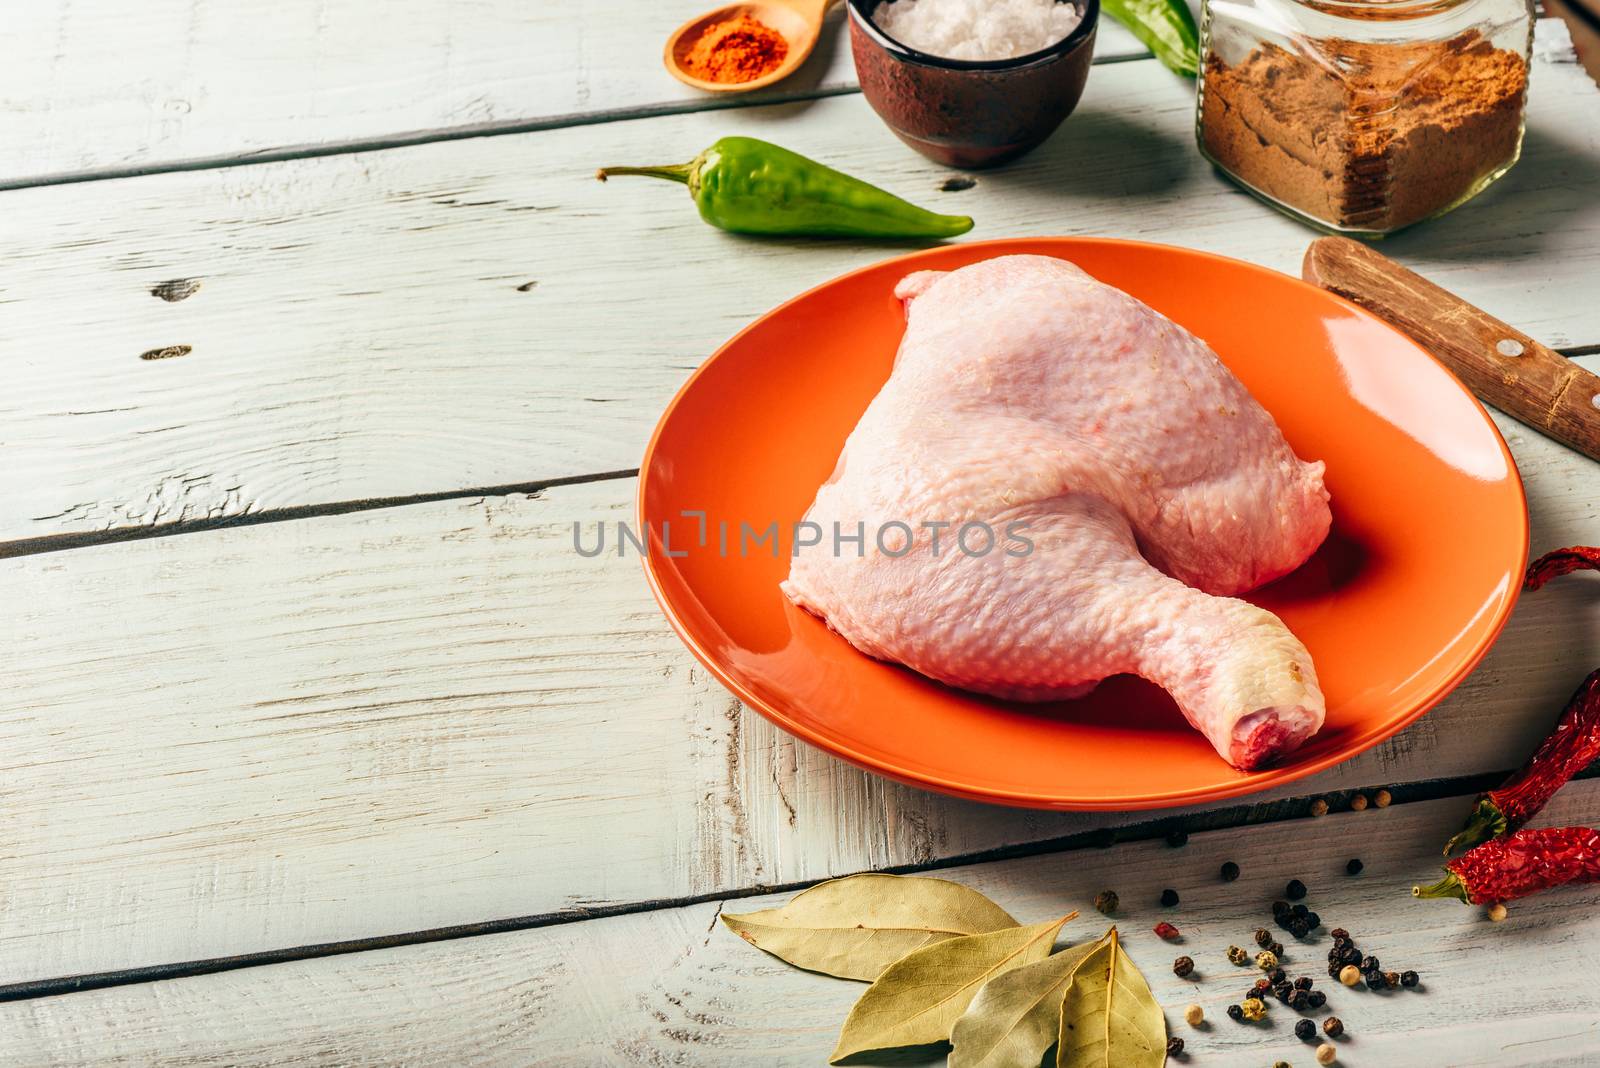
left=1196, top=0, right=1533, bottom=236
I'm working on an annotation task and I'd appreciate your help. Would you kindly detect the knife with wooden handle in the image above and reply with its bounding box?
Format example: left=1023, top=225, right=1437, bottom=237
left=1303, top=236, right=1600, bottom=464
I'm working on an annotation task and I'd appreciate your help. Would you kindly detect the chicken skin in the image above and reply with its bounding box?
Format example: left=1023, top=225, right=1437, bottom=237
left=782, top=255, right=1331, bottom=770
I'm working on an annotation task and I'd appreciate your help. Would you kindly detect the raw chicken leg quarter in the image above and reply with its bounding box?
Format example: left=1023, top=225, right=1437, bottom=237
left=782, top=255, right=1332, bottom=770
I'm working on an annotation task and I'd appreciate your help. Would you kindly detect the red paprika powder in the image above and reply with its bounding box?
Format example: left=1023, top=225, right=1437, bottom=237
left=683, top=14, right=788, bottom=83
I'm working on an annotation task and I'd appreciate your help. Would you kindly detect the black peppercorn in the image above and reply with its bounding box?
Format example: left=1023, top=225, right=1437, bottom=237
left=1274, top=982, right=1293, bottom=1001
left=1363, top=970, right=1385, bottom=990
left=1294, top=975, right=1313, bottom=990
left=1360, top=955, right=1380, bottom=973
left=1305, top=911, right=1321, bottom=930
left=1167, top=1036, right=1185, bottom=1056
left=1291, top=903, right=1310, bottom=918
left=1401, top=970, right=1419, bottom=988
left=1296, top=1018, right=1317, bottom=1040
left=1166, top=830, right=1189, bottom=848
left=1288, top=918, right=1311, bottom=939
left=1289, top=988, right=1310, bottom=1010
left=1173, top=955, right=1195, bottom=977
left=1308, top=990, right=1327, bottom=1009
left=1346, top=858, right=1364, bottom=876
left=1255, top=928, right=1274, bottom=948
left=1272, top=899, right=1291, bottom=917
left=1330, top=927, right=1350, bottom=941
left=1221, top=861, right=1240, bottom=882
left=1327, top=964, right=1343, bottom=980
left=1343, top=945, right=1363, bottom=966
left=1286, top=879, right=1308, bottom=900
left=1227, top=1003, right=1245, bottom=1022
left=1269, top=941, right=1285, bottom=957
left=1269, top=967, right=1287, bottom=985
left=1160, top=888, right=1180, bottom=907
left=1323, top=1016, right=1345, bottom=1038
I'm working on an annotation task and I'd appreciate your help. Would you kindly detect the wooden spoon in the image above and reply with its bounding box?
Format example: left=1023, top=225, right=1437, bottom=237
left=1304, top=236, right=1600, bottom=463
left=664, top=0, right=840, bottom=93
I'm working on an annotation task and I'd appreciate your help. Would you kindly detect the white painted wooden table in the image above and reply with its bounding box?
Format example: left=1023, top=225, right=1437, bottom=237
left=3, top=4, right=1599, bottom=1065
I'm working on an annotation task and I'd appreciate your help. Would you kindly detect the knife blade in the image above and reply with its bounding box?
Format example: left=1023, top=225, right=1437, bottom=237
left=1302, top=236, right=1600, bottom=464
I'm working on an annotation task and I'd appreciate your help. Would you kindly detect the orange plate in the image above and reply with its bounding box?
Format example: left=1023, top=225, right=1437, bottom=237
left=638, top=238, right=1528, bottom=810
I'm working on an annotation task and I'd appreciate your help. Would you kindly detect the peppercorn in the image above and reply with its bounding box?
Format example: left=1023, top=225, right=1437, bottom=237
left=1241, top=997, right=1266, bottom=1021
left=1286, top=879, right=1308, bottom=900
left=1093, top=889, right=1118, bottom=914
left=1166, top=1036, right=1184, bottom=1056
left=1272, top=899, right=1291, bottom=917
left=1173, top=955, right=1195, bottom=977
left=1221, top=860, right=1240, bottom=882
left=1330, top=927, right=1350, bottom=941
left=1227, top=1003, right=1244, bottom=1021
left=1166, top=830, right=1189, bottom=847
left=1228, top=945, right=1249, bottom=965
left=1317, top=1043, right=1338, bottom=1065
left=1322, top=1016, right=1344, bottom=1038
left=1363, top=970, right=1385, bottom=989
left=1288, top=918, right=1311, bottom=939
left=1307, top=912, right=1323, bottom=930
left=1339, top=965, right=1361, bottom=986
left=1346, top=858, right=1364, bottom=876
left=1384, top=970, right=1401, bottom=989
left=1288, top=988, right=1310, bottom=1010
left=1374, top=788, right=1392, bottom=808
left=1341, top=945, right=1363, bottom=966
left=1400, top=970, right=1419, bottom=988
left=1268, top=967, right=1287, bottom=985
left=1155, top=921, right=1181, bottom=941
left=1350, top=793, right=1369, bottom=811
left=1255, top=950, right=1279, bottom=971
left=1359, top=955, right=1379, bottom=972
left=1295, top=1018, right=1317, bottom=1040
left=1273, top=982, right=1293, bottom=1002
left=1184, top=1003, right=1204, bottom=1026
left=1251, top=977, right=1272, bottom=995
left=1291, top=903, right=1309, bottom=918
left=1294, top=975, right=1313, bottom=990
left=1308, top=990, right=1327, bottom=1008
left=1310, top=797, right=1329, bottom=817
left=1327, top=964, right=1342, bottom=980
left=1488, top=903, right=1508, bottom=922
left=1270, top=941, right=1285, bottom=957
left=1254, top=928, right=1274, bottom=948
left=1159, top=887, right=1180, bottom=907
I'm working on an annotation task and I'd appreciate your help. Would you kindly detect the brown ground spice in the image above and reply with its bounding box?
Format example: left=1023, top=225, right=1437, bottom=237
left=1200, top=32, right=1528, bottom=232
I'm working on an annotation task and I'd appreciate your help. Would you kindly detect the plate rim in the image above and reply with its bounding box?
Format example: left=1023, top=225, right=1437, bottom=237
left=637, top=236, right=1530, bottom=811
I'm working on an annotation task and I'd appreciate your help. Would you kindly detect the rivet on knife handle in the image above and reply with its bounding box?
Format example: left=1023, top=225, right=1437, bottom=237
left=1302, top=237, right=1600, bottom=465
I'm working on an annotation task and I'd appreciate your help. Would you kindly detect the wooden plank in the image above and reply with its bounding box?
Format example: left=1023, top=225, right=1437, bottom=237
left=1, top=385, right=1595, bottom=985
left=2, top=31, right=1595, bottom=549
left=7, top=780, right=1600, bottom=1065
left=1, top=0, right=1149, bottom=187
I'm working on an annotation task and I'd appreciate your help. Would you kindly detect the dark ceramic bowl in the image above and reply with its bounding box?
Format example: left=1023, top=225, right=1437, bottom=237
left=848, top=0, right=1099, bottom=169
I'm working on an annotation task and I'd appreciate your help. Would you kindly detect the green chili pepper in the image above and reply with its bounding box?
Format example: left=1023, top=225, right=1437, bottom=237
left=1102, top=0, right=1200, bottom=77
left=596, top=136, right=972, bottom=239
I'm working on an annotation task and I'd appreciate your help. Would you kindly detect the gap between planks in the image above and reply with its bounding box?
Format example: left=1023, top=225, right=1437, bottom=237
left=0, top=767, right=1558, bottom=1005
left=5, top=344, right=1597, bottom=563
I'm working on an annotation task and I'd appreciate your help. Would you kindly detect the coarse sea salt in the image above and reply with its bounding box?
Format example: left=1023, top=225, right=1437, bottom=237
left=871, top=0, right=1083, bottom=61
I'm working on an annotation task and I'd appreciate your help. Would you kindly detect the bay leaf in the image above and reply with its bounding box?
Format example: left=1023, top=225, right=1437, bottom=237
left=829, top=913, right=1075, bottom=1064
left=721, top=873, right=1018, bottom=981
left=948, top=934, right=1109, bottom=1068
left=1056, top=927, right=1167, bottom=1068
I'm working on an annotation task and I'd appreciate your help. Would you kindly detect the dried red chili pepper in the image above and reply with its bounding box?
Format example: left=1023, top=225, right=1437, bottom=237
left=1415, top=826, right=1600, bottom=904
left=1445, top=669, right=1600, bottom=854
left=1525, top=546, right=1600, bottom=591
